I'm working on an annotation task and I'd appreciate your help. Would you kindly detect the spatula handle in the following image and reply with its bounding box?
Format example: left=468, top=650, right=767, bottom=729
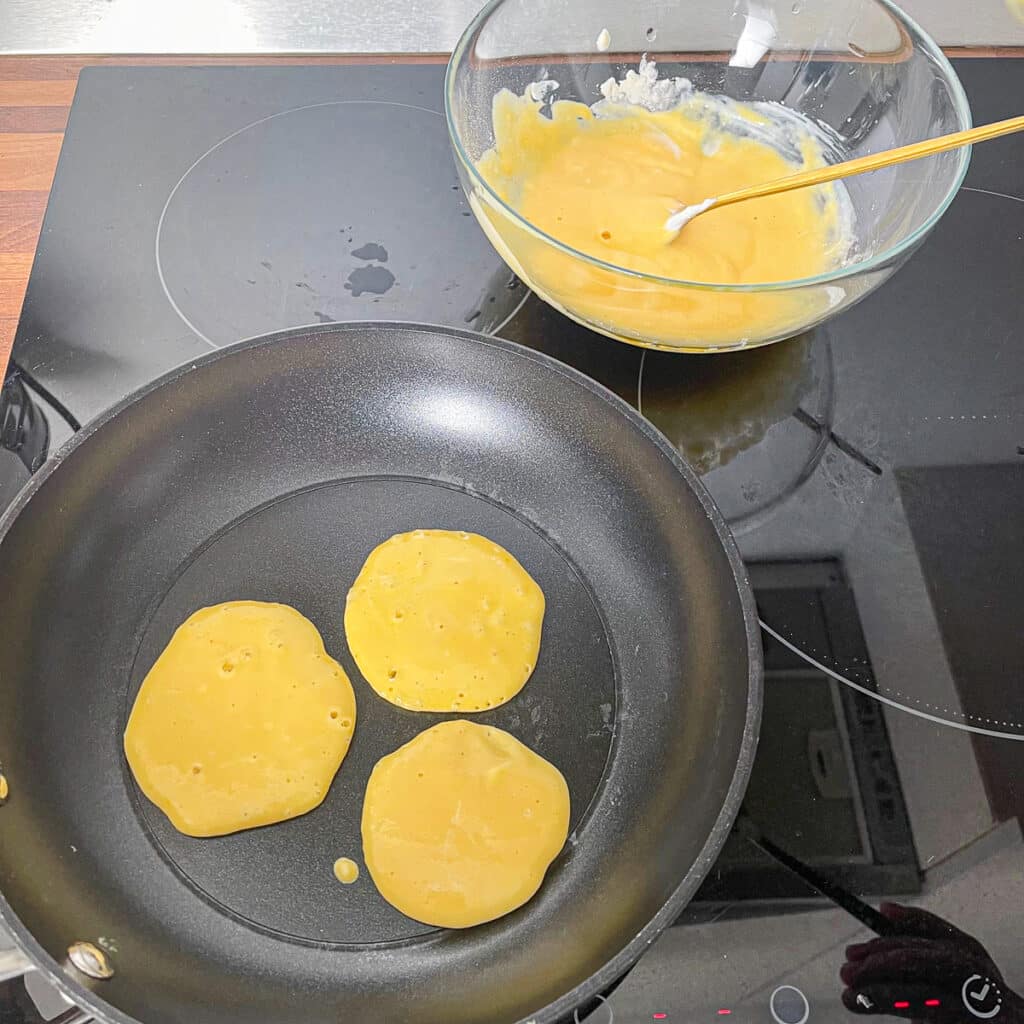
left=709, top=114, right=1024, bottom=212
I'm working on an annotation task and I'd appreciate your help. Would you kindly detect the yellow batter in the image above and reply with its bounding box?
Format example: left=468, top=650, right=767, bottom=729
left=344, top=530, right=544, bottom=712
left=333, top=857, right=359, bottom=884
left=475, top=69, right=851, bottom=348
left=361, top=720, right=570, bottom=928
left=124, top=601, right=356, bottom=837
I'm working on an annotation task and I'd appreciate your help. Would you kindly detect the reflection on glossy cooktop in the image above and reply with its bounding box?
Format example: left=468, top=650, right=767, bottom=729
left=11, top=65, right=527, bottom=425
left=3, top=57, right=1024, bottom=1024
left=155, top=100, right=525, bottom=346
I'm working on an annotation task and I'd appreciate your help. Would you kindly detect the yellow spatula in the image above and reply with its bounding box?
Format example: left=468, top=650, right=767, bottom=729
left=665, top=114, right=1024, bottom=234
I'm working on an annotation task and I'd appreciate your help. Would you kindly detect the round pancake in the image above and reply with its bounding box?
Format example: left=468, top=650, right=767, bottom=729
left=344, top=530, right=545, bottom=712
left=362, top=720, right=570, bottom=928
left=124, top=600, right=356, bottom=837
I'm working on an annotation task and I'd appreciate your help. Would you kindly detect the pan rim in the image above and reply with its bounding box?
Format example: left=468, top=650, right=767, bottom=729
left=0, top=320, right=763, bottom=1024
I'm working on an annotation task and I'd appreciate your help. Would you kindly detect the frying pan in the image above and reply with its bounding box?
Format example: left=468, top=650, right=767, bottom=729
left=0, top=323, right=761, bottom=1024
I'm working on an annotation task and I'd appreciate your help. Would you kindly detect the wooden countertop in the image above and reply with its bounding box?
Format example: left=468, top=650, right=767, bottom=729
left=0, top=49, right=1019, bottom=377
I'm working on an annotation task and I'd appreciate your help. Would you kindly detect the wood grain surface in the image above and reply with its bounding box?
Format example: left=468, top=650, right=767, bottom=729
left=0, top=48, right=1019, bottom=376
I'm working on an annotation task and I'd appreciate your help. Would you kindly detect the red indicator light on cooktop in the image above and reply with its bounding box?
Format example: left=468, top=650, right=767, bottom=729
left=894, top=1001, right=911, bottom=1009
left=925, top=1000, right=941, bottom=1007
left=718, top=1011, right=733, bottom=1016
left=653, top=1015, right=668, bottom=1020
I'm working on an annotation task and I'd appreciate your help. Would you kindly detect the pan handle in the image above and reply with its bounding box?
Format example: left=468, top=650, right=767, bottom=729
left=50, top=1010, right=93, bottom=1024
left=0, top=371, right=49, bottom=475
left=0, top=945, right=35, bottom=983
left=735, top=809, right=897, bottom=937
left=0, top=916, right=35, bottom=982
left=1, top=363, right=81, bottom=476
left=2, top=921, right=96, bottom=1022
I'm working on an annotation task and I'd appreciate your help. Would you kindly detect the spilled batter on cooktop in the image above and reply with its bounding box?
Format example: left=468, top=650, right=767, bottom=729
left=124, top=601, right=356, bottom=838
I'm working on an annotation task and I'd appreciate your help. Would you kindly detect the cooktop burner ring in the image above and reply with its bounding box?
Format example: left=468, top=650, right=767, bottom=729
left=761, top=620, right=1024, bottom=741
left=154, top=99, right=528, bottom=349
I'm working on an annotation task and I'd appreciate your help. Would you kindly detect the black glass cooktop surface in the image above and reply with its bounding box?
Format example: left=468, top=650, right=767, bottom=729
left=1, top=60, right=1022, bottom=1024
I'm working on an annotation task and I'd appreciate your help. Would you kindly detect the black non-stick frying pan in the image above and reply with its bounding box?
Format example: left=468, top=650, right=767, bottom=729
left=0, top=323, right=761, bottom=1024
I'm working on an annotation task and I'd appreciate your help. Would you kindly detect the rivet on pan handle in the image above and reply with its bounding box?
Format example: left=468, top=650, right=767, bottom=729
left=67, top=942, right=115, bottom=980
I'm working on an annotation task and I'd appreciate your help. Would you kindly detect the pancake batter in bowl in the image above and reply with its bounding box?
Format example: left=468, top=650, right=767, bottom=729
left=475, top=60, right=854, bottom=349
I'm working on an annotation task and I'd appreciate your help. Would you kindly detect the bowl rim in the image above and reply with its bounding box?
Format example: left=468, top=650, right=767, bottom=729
left=443, top=0, right=973, bottom=293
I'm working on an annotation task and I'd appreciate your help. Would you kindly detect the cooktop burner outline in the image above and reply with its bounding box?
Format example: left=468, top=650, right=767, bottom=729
left=960, top=185, right=1024, bottom=204
left=154, top=98, right=528, bottom=348
left=761, top=620, right=1024, bottom=742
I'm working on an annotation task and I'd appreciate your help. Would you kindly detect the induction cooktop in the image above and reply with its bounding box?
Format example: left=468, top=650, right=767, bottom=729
left=1, top=60, right=1022, bottom=1024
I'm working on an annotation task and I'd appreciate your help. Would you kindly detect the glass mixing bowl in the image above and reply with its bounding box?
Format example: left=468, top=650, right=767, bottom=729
left=445, top=0, right=971, bottom=352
